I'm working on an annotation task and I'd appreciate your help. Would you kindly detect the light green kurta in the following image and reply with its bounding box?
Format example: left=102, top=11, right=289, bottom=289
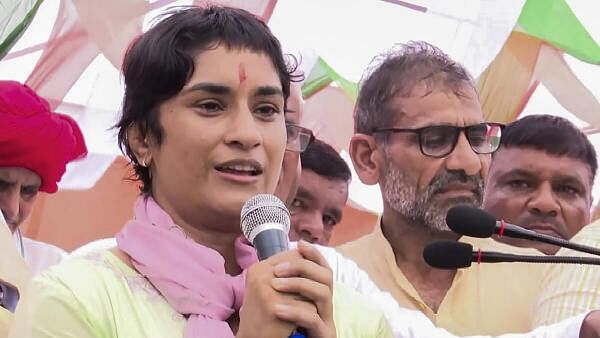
left=9, top=251, right=392, bottom=338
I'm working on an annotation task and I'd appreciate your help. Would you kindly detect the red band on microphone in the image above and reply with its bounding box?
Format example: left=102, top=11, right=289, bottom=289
left=477, top=248, right=482, bottom=264
left=499, top=220, right=506, bottom=237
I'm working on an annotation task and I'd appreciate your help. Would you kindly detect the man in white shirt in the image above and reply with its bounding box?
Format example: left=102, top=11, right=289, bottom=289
left=0, top=80, right=87, bottom=275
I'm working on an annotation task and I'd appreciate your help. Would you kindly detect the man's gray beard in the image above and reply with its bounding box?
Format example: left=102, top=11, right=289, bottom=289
left=382, top=159, right=484, bottom=233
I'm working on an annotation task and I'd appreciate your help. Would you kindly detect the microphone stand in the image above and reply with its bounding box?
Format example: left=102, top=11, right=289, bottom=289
left=499, top=230, right=600, bottom=257
left=474, top=251, right=600, bottom=265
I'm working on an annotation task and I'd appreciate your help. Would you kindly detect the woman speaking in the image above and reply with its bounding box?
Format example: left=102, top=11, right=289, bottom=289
left=9, top=6, right=391, bottom=338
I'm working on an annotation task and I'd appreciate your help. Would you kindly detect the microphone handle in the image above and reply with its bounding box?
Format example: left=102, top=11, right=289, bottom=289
left=505, top=228, right=600, bottom=257
left=253, top=230, right=289, bottom=261
left=475, top=252, right=600, bottom=265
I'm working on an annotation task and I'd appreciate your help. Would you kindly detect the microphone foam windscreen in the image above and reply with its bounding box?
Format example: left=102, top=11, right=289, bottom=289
left=423, top=240, right=473, bottom=269
left=240, top=194, right=290, bottom=241
left=446, top=205, right=496, bottom=238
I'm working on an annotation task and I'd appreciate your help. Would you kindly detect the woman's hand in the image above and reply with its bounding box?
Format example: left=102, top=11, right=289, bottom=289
left=237, top=241, right=336, bottom=338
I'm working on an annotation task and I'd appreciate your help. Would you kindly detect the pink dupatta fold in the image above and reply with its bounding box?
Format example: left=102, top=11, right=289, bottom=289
left=116, top=196, right=258, bottom=338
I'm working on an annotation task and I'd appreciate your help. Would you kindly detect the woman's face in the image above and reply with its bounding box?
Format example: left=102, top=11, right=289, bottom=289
left=144, top=46, right=287, bottom=231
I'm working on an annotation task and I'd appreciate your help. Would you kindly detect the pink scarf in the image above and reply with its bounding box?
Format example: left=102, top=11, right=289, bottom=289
left=116, top=196, right=258, bottom=338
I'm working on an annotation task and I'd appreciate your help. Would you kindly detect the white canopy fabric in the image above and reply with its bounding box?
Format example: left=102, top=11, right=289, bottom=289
left=1, top=0, right=599, bottom=214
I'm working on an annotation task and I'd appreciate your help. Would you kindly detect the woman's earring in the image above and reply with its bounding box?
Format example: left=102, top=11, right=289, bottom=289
left=140, top=159, right=147, bottom=167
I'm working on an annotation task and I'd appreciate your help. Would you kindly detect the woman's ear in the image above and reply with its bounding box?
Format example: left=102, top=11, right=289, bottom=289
left=127, top=123, right=153, bottom=167
left=348, top=134, right=384, bottom=185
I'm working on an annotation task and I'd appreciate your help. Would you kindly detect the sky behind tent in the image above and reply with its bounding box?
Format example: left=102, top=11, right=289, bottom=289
left=1, top=0, right=599, bottom=213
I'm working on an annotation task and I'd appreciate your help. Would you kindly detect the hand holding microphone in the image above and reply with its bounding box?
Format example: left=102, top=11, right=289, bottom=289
left=237, top=194, right=335, bottom=338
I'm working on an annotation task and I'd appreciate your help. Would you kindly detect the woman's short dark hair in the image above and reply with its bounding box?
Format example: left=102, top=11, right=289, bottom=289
left=116, top=5, right=299, bottom=194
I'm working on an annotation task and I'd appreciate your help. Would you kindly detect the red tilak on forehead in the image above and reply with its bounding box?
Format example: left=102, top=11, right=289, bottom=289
left=238, top=64, right=247, bottom=84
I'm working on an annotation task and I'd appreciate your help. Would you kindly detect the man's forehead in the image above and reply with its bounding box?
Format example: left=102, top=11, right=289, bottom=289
left=301, top=170, right=348, bottom=194
left=388, top=85, right=482, bottom=126
left=0, top=167, right=42, bottom=186
left=492, top=147, right=593, bottom=181
left=494, top=147, right=565, bottom=165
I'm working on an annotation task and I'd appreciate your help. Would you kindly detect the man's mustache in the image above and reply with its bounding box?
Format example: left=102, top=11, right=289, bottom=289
left=518, top=215, right=562, bottom=230
left=428, top=171, right=484, bottom=196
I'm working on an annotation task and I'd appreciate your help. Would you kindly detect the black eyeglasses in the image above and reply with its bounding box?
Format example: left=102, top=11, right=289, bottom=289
left=286, top=123, right=315, bottom=153
left=372, top=122, right=505, bottom=158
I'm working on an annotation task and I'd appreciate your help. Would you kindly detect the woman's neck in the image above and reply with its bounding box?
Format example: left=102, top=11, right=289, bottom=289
left=150, top=193, right=244, bottom=276
left=182, top=224, right=243, bottom=275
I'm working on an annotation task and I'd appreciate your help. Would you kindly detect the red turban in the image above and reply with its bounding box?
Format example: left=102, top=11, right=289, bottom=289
left=0, top=81, right=88, bottom=193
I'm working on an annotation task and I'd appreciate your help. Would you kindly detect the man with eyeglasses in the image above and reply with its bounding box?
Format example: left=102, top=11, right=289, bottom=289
left=335, top=41, right=548, bottom=336
left=256, top=82, right=600, bottom=338
left=274, top=83, right=315, bottom=207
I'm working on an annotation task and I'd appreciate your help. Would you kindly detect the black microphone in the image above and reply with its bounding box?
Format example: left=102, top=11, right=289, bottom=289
left=240, top=194, right=291, bottom=261
left=446, top=205, right=600, bottom=256
left=423, top=240, right=600, bottom=269
left=0, top=281, right=19, bottom=312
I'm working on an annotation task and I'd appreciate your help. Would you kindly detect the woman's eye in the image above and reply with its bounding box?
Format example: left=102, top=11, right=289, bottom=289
left=195, top=101, right=223, bottom=113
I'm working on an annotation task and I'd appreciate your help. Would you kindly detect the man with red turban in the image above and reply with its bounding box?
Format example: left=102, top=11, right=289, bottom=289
left=0, top=80, right=87, bottom=275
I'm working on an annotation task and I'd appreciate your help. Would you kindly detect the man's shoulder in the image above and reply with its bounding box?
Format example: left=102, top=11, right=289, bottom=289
left=22, top=237, right=68, bottom=258
left=460, top=236, right=546, bottom=288
left=572, top=219, right=600, bottom=243
left=70, top=238, right=117, bottom=258
left=336, top=231, right=377, bottom=254
left=462, top=236, right=542, bottom=255
left=21, top=237, right=68, bottom=274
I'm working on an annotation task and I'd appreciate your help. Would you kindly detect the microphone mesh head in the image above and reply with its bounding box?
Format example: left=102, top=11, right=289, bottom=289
left=240, top=194, right=290, bottom=240
left=423, top=240, right=473, bottom=269
left=446, top=205, right=496, bottom=238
